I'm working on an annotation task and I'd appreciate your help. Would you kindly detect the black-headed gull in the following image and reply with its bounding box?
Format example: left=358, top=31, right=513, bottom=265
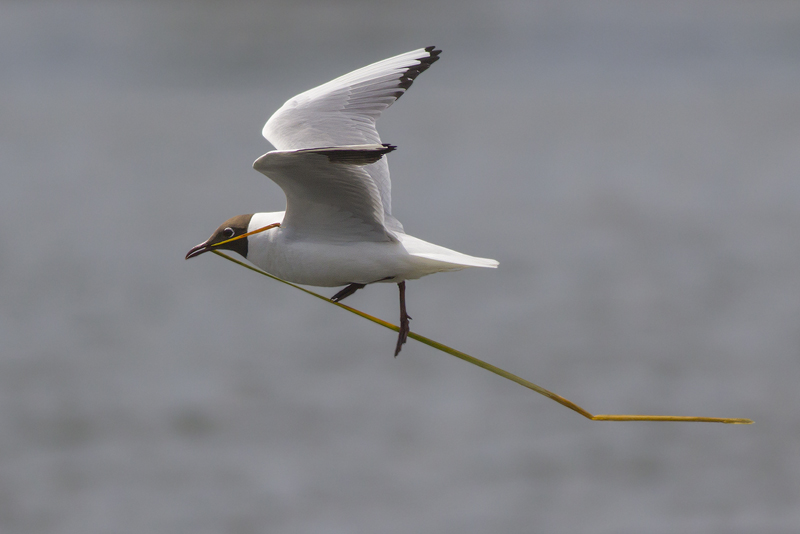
left=186, top=47, right=498, bottom=355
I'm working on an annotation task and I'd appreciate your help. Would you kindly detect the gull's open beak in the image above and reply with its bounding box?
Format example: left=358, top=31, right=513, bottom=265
left=185, top=241, right=211, bottom=260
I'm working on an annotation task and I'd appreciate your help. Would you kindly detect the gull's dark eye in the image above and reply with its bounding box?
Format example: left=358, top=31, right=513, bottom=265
left=223, top=227, right=235, bottom=238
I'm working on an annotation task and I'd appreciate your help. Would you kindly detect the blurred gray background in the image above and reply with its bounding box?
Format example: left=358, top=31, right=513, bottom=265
left=2, top=1, right=799, bottom=533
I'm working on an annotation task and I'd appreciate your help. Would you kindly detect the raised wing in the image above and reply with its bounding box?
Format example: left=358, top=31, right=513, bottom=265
left=262, top=46, right=441, bottom=233
left=253, top=144, right=397, bottom=243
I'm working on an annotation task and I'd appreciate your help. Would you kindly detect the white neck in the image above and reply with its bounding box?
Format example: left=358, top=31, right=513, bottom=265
left=248, top=211, right=285, bottom=233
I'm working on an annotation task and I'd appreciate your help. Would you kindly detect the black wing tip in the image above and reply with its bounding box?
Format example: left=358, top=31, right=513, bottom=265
left=396, top=46, right=442, bottom=93
left=424, top=45, right=443, bottom=61
left=323, top=144, right=396, bottom=165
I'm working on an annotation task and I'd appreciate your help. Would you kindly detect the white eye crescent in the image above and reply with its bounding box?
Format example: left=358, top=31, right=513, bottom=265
left=223, top=227, right=235, bottom=238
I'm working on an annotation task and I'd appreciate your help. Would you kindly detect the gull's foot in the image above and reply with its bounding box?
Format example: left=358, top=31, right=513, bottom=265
left=394, top=312, right=411, bottom=357
left=394, top=281, right=411, bottom=357
left=331, top=283, right=366, bottom=302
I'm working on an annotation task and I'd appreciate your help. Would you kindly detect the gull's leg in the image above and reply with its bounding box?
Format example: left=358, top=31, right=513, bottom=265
left=394, top=281, right=412, bottom=357
left=331, top=283, right=366, bottom=302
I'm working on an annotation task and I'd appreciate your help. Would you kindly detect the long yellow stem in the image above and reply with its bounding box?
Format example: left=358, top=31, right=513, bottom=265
left=211, top=250, right=752, bottom=425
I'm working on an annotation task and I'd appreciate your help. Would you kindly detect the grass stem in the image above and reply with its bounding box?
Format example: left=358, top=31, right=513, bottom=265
left=212, top=250, right=752, bottom=425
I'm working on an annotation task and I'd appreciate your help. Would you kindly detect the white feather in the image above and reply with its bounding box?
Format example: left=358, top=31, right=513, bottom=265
left=261, top=47, right=441, bottom=233
left=241, top=47, right=497, bottom=287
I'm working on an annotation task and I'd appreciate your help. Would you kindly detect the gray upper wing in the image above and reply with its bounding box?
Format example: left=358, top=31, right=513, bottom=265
left=261, top=47, right=441, bottom=234
left=253, top=145, right=397, bottom=242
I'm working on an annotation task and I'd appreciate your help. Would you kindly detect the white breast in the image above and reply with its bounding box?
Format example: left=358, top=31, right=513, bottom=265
left=245, top=212, right=496, bottom=287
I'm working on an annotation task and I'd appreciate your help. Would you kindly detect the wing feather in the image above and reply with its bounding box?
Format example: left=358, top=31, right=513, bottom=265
left=262, top=47, right=441, bottom=233
left=253, top=145, right=396, bottom=243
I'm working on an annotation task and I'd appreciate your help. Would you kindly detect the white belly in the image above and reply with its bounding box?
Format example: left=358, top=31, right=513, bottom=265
left=248, top=231, right=440, bottom=286
left=244, top=212, right=497, bottom=287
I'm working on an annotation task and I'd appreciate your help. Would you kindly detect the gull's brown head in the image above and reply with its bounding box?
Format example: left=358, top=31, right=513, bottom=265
left=185, top=214, right=254, bottom=260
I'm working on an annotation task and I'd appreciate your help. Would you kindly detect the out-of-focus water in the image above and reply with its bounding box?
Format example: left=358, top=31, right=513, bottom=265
left=2, top=1, right=799, bottom=532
